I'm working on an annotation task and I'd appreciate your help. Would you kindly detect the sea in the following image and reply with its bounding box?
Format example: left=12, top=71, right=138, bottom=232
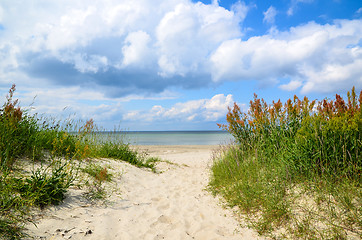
left=96, top=131, right=234, bottom=145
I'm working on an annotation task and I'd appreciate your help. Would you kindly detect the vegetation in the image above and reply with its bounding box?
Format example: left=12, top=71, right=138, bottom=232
left=81, top=163, right=111, bottom=200
left=0, top=84, right=159, bottom=239
left=92, top=142, right=158, bottom=172
left=17, top=162, right=74, bottom=209
left=211, top=87, right=361, bottom=239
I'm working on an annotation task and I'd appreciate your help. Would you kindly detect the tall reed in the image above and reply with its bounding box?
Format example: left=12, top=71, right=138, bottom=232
left=218, top=87, right=361, bottom=182
left=213, top=87, right=361, bottom=239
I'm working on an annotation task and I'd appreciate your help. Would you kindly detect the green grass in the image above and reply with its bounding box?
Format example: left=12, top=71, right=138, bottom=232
left=91, top=142, right=158, bottom=172
left=81, top=163, right=114, bottom=200
left=0, top=84, right=159, bottom=239
left=0, top=173, right=32, bottom=240
left=17, top=162, right=74, bottom=209
left=82, top=163, right=113, bottom=183
left=211, top=88, right=362, bottom=239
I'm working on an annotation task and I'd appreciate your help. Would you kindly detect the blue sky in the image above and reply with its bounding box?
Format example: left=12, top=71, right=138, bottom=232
left=0, top=0, right=361, bottom=130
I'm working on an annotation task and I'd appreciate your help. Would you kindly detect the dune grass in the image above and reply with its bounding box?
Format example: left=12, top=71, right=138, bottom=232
left=80, top=163, right=114, bottom=200
left=92, top=142, right=158, bottom=172
left=210, top=87, right=361, bottom=239
left=0, top=84, right=159, bottom=239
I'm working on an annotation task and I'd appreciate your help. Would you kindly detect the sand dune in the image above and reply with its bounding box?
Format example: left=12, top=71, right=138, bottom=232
left=26, top=145, right=263, bottom=240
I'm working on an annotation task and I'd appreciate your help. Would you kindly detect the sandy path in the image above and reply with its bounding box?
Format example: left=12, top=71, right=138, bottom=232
left=26, top=145, right=262, bottom=240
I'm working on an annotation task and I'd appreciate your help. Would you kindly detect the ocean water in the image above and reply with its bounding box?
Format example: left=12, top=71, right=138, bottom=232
left=96, top=131, right=234, bottom=145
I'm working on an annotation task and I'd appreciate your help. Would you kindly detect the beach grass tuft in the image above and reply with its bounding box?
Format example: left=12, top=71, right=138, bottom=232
left=92, top=142, right=158, bottom=172
left=81, top=163, right=114, bottom=200
left=210, top=87, right=362, bottom=239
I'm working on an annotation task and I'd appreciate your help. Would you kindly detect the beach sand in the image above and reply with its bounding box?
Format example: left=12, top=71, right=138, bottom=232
left=25, top=145, right=263, bottom=240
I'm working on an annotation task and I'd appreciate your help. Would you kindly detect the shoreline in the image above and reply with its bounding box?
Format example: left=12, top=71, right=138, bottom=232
left=131, top=144, right=220, bottom=153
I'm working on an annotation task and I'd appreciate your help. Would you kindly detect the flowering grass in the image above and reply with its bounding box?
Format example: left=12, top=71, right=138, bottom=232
left=210, top=87, right=361, bottom=239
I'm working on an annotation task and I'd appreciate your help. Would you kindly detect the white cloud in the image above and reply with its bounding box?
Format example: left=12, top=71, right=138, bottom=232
left=67, top=54, right=109, bottom=73
left=5, top=0, right=360, bottom=97
left=156, top=1, right=243, bottom=76
left=212, top=0, right=219, bottom=6
left=356, top=8, right=362, bottom=15
left=1, top=0, right=242, bottom=71
left=15, top=86, right=123, bottom=126
left=231, top=1, right=249, bottom=23
left=17, top=86, right=180, bottom=125
left=263, top=6, right=277, bottom=25
left=287, top=7, right=293, bottom=16
left=279, top=80, right=302, bottom=91
left=0, top=0, right=247, bottom=96
left=0, top=0, right=361, bottom=130
left=300, top=58, right=362, bottom=93
left=122, top=31, right=152, bottom=67
left=210, top=19, right=362, bottom=93
left=287, top=0, right=314, bottom=16
left=0, top=6, right=3, bottom=22
left=123, top=94, right=234, bottom=122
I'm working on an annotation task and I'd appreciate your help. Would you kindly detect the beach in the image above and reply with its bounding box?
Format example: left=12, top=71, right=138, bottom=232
left=25, top=145, right=262, bottom=240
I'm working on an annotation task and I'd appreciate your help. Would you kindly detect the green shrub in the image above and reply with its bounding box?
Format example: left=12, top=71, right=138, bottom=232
left=17, top=162, right=74, bottom=208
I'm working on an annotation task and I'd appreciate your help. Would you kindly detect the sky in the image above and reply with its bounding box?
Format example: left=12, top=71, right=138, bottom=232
left=0, top=0, right=361, bottom=131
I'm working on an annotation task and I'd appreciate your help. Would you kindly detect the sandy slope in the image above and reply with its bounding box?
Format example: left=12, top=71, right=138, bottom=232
left=26, top=145, right=263, bottom=240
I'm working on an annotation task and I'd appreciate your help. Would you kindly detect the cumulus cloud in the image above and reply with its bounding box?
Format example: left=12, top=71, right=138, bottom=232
left=124, top=94, right=234, bottom=122
left=156, top=1, right=244, bottom=77
left=0, top=0, right=245, bottom=96
left=122, top=31, right=153, bottom=67
left=210, top=19, right=362, bottom=93
left=0, top=0, right=361, bottom=99
left=14, top=86, right=180, bottom=127
left=19, top=86, right=121, bottom=120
